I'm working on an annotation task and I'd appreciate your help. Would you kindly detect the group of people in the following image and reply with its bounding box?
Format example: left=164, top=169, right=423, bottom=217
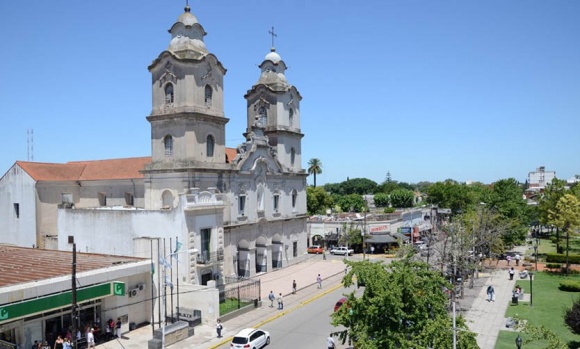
left=267, top=290, right=285, bottom=310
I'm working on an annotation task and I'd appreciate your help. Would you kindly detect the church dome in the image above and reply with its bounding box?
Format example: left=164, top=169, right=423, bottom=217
left=167, top=5, right=208, bottom=59
left=176, top=6, right=199, bottom=26
left=265, top=49, right=282, bottom=64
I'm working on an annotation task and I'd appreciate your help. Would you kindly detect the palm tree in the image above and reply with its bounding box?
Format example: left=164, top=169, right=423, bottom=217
left=307, top=158, right=323, bottom=188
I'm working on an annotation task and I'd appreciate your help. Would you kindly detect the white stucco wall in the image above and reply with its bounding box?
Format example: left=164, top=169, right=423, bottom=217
left=57, top=208, right=183, bottom=256
left=0, top=164, right=37, bottom=247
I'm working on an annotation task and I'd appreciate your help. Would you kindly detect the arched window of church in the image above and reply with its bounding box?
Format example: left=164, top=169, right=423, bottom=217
left=258, top=106, right=267, bottom=126
left=291, top=189, right=298, bottom=210
left=164, top=135, right=173, bottom=156
left=164, top=83, right=174, bottom=105
left=207, top=135, right=215, bottom=157
left=162, top=190, right=174, bottom=209
left=238, top=190, right=246, bottom=216
left=273, top=190, right=280, bottom=212
left=205, top=85, right=213, bottom=107
left=257, top=184, right=264, bottom=211
left=289, top=108, right=294, bottom=127
left=290, top=148, right=296, bottom=167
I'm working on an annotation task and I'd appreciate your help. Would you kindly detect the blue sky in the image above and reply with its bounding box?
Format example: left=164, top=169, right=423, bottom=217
left=1, top=1, right=579, bottom=186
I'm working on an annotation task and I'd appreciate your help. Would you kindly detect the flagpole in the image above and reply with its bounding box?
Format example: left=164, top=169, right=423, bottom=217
left=157, top=238, right=161, bottom=329
left=150, top=238, right=155, bottom=337
left=176, top=236, right=180, bottom=323
left=170, top=237, right=174, bottom=323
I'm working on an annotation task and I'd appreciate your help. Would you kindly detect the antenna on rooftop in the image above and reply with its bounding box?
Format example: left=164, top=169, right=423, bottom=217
left=27, top=128, right=34, bottom=161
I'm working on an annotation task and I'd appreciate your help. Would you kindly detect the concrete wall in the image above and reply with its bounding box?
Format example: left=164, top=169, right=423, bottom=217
left=57, top=207, right=182, bottom=256
left=0, top=164, right=37, bottom=247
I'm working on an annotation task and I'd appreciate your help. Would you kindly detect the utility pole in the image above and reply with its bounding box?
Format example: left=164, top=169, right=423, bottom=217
left=71, top=243, right=78, bottom=349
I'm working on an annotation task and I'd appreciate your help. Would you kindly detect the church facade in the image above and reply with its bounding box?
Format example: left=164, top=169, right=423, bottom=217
left=0, top=5, right=308, bottom=285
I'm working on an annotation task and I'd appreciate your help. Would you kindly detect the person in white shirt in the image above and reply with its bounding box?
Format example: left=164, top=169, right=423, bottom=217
left=326, top=334, right=336, bottom=349
left=86, top=328, right=95, bottom=349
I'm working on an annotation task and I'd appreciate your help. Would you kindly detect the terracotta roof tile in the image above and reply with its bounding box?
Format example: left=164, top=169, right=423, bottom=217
left=0, top=244, right=145, bottom=287
left=16, top=157, right=152, bottom=181
left=17, top=162, right=86, bottom=181
left=68, top=157, right=152, bottom=180
left=225, top=147, right=237, bottom=163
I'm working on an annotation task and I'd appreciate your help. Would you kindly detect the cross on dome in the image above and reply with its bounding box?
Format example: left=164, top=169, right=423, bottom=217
left=268, top=26, right=277, bottom=50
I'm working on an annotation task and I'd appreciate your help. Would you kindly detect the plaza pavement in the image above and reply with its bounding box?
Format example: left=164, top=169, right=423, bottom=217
left=95, top=248, right=530, bottom=349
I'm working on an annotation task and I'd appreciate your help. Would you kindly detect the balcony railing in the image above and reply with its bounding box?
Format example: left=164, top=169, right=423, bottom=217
left=196, top=249, right=224, bottom=265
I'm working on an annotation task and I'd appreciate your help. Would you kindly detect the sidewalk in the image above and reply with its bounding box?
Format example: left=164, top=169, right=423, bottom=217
left=95, top=253, right=356, bottom=349
left=463, top=245, right=528, bottom=349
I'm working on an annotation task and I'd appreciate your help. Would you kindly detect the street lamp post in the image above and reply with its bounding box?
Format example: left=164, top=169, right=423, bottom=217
left=161, top=248, right=198, bottom=349
left=533, top=241, right=538, bottom=272
left=528, top=271, right=534, bottom=307
left=362, top=207, right=366, bottom=261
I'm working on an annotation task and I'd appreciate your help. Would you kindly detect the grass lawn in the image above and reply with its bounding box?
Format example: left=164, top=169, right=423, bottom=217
left=495, top=272, right=580, bottom=348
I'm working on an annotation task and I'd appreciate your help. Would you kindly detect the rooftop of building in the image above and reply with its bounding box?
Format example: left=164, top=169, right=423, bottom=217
left=0, top=244, right=145, bottom=287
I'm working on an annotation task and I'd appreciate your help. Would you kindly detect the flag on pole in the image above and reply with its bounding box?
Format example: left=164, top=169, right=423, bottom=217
left=174, top=241, right=183, bottom=254
left=165, top=275, right=174, bottom=289
left=159, top=257, right=172, bottom=269
left=172, top=241, right=184, bottom=262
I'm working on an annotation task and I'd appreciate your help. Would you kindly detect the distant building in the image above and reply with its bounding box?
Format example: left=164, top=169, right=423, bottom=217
left=527, top=166, right=556, bottom=191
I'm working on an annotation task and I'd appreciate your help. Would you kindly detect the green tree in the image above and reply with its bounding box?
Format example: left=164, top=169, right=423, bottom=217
left=390, top=188, right=414, bottom=208
left=337, top=194, right=366, bottom=213
left=549, top=194, right=580, bottom=274
left=539, top=178, right=568, bottom=251
left=342, top=178, right=379, bottom=195
left=306, top=186, right=333, bottom=215
left=373, top=193, right=390, bottom=207
left=307, top=158, right=323, bottom=188
left=332, top=258, right=477, bottom=348
left=488, top=178, right=528, bottom=246
left=426, top=179, right=475, bottom=213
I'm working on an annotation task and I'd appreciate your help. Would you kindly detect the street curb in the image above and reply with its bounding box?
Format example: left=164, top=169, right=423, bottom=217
left=206, top=273, right=344, bottom=349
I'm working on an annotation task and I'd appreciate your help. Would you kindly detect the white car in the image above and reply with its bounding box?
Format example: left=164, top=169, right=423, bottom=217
left=231, top=328, right=270, bottom=349
left=330, top=246, right=354, bottom=255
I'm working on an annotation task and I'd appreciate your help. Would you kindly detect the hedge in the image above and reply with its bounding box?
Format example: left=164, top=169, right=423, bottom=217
left=559, top=280, right=580, bottom=292
left=545, top=253, right=580, bottom=264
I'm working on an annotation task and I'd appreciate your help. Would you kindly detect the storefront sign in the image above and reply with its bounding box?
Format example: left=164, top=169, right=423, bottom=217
left=369, top=224, right=390, bottom=234
left=0, top=281, right=125, bottom=322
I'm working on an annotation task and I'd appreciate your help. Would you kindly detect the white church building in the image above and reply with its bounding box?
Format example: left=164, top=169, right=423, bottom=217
left=0, top=4, right=308, bottom=286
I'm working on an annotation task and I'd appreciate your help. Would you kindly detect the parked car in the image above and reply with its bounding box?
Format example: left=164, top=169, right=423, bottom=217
left=334, top=297, right=348, bottom=312
left=307, top=245, right=324, bottom=254
left=231, top=328, right=270, bottom=349
left=330, top=246, right=354, bottom=255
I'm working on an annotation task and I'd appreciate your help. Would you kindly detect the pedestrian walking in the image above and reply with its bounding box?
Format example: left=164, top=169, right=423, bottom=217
left=216, top=319, right=223, bottom=338
left=268, top=290, right=275, bottom=307
left=86, top=329, right=95, bottom=349
left=509, top=267, right=515, bottom=280
left=323, top=250, right=327, bottom=260
left=487, top=285, right=495, bottom=302
left=515, top=253, right=521, bottom=266
left=326, top=334, right=336, bottom=349
left=277, top=293, right=284, bottom=310
left=292, top=280, right=297, bottom=294
left=506, top=255, right=512, bottom=266
left=317, top=274, right=322, bottom=289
